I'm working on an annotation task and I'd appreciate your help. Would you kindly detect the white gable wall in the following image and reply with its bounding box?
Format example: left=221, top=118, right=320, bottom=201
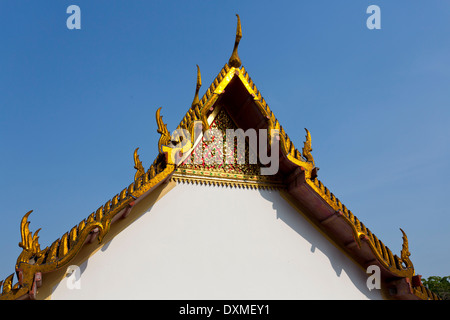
left=50, top=182, right=383, bottom=299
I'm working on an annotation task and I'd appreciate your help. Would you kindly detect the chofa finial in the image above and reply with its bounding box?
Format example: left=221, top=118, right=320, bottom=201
left=399, top=228, right=414, bottom=271
left=133, top=147, right=145, bottom=181
left=302, top=128, right=315, bottom=166
left=18, top=210, right=41, bottom=255
left=191, top=65, right=202, bottom=109
left=228, top=14, right=242, bottom=68
left=191, top=65, right=209, bottom=132
left=156, top=107, right=171, bottom=154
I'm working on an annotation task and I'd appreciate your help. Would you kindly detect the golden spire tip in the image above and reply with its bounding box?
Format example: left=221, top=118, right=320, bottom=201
left=191, top=65, right=202, bottom=108
left=228, top=14, right=242, bottom=68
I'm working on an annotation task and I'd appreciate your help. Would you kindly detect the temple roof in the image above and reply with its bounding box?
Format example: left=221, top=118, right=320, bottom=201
left=0, top=15, right=441, bottom=301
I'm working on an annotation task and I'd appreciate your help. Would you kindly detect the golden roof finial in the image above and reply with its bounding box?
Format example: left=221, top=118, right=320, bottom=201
left=191, top=65, right=209, bottom=133
left=191, top=65, right=202, bottom=109
left=400, top=228, right=414, bottom=271
left=156, top=107, right=171, bottom=153
left=18, top=210, right=42, bottom=255
left=228, top=14, right=242, bottom=68
left=133, top=147, right=145, bottom=181
left=302, top=128, right=315, bottom=166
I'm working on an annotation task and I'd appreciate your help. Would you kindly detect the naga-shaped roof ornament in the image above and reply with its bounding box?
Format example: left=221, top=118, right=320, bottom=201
left=156, top=107, right=171, bottom=154
left=302, top=128, right=315, bottom=167
left=228, top=14, right=242, bottom=68
left=400, top=228, right=414, bottom=272
left=133, top=147, right=145, bottom=182
left=18, top=210, right=43, bottom=258
left=191, top=65, right=209, bottom=132
left=191, top=65, right=202, bottom=109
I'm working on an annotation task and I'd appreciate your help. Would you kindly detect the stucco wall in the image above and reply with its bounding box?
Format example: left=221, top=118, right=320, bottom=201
left=50, top=182, right=383, bottom=299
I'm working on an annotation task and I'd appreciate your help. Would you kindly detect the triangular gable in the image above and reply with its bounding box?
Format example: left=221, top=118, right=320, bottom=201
left=0, top=16, right=440, bottom=301
left=174, top=106, right=285, bottom=189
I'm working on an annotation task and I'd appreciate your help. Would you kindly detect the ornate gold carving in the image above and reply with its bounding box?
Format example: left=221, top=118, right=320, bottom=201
left=131, top=161, right=175, bottom=199
left=400, top=228, right=414, bottom=270
left=156, top=107, right=171, bottom=154
left=133, top=147, right=145, bottom=181
left=177, top=105, right=286, bottom=189
left=1, top=274, right=14, bottom=294
left=187, top=63, right=317, bottom=181
left=181, top=107, right=262, bottom=176
left=190, top=65, right=209, bottom=133
left=173, top=167, right=284, bottom=190
left=213, top=66, right=236, bottom=95
left=0, top=144, right=178, bottom=300
left=176, top=64, right=233, bottom=142
left=302, top=128, right=314, bottom=166
left=18, top=211, right=42, bottom=257
left=172, top=173, right=284, bottom=190
left=308, top=177, right=415, bottom=279
left=191, top=65, right=202, bottom=109
left=235, top=67, right=316, bottom=177
left=413, top=285, right=442, bottom=300
left=16, top=211, right=46, bottom=268
left=228, top=14, right=242, bottom=68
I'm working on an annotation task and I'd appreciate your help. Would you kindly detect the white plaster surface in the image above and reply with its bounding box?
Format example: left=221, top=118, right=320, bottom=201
left=51, top=183, right=383, bottom=299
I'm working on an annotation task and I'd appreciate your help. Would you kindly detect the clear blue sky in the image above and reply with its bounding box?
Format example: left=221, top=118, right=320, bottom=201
left=1, top=1, right=449, bottom=283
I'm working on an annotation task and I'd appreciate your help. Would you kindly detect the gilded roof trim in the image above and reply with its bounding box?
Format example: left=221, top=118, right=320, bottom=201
left=307, top=177, right=415, bottom=278
left=0, top=147, right=176, bottom=300
left=200, top=64, right=420, bottom=281
left=0, top=40, right=440, bottom=299
left=172, top=167, right=285, bottom=190
left=172, top=62, right=439, bottom=299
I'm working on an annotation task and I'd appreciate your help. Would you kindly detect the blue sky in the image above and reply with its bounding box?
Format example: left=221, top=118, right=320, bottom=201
left=1, top=1, right=449, bottom=283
